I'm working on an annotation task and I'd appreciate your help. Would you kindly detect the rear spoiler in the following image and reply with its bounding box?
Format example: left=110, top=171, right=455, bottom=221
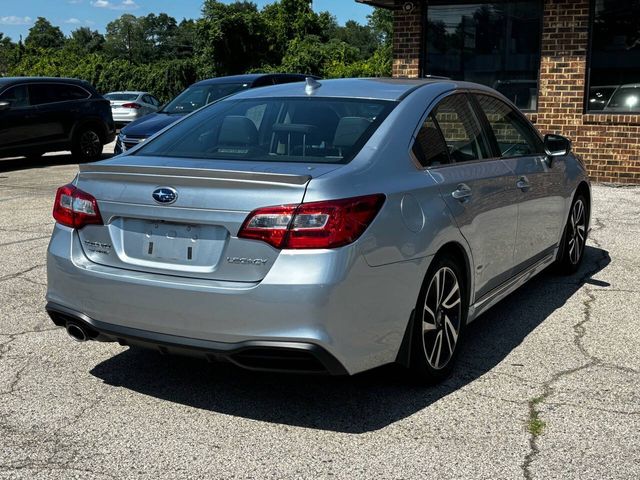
left=78, top=163, right=311, bottom=186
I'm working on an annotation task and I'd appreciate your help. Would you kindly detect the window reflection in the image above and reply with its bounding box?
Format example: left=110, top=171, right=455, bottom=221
left=589, top=1, right=640, bottom=112
left=425, top=1, right=542, bottom=111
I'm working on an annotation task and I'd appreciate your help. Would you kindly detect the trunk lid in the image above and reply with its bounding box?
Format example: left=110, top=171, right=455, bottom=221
left=75, top=157, right=338, bottom=282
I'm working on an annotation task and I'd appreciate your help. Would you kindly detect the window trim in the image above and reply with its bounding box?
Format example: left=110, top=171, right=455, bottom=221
left=420, top=0, right=544, bottom=113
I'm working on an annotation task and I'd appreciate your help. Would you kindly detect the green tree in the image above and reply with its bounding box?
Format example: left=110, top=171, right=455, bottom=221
left=0, top=34, right=17, bottom=75
left=67, top=27, right=105, bottom=55
left=24, top=17, right=65, bottom=50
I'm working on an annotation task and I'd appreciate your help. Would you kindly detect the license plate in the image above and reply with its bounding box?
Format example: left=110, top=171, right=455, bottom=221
left=144, top=222, right=199, bottom=262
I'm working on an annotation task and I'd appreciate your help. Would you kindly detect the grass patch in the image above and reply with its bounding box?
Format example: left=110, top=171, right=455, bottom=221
left=527, top=396, right=547, bottom=436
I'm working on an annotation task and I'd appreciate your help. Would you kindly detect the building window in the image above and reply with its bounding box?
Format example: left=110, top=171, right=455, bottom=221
left=588, top=1, right=640, bottom=113
left=424, top=1, right=543, bottom=111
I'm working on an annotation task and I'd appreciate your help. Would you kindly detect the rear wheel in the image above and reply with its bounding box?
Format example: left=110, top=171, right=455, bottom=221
left=554, top=194, right=588, bottom=275
left=72, top=127, right=103, bottom=162
left=410, top=254, right=467, bottom=383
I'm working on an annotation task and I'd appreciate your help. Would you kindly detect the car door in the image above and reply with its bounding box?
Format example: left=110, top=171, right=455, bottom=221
left=0, top=84, right=41, bottom=154
left=423, top=93, right=519, bottom=301
left=473, top=93, right=566, bottom=270
left=28, top=83, right=77, bottom=146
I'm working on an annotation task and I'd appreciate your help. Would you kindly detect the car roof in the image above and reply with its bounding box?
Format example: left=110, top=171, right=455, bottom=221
left=193, top=73, right=307, bottom=87
left=0, top=77, right=89, bottom=87
left=106, top=91, right=147, bottom=95
left=224, top=77, right=496, bottom=102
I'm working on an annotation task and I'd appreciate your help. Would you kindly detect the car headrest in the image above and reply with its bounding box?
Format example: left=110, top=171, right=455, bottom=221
left=333, top=117, right=372, bottom=148
left=218, top=116, right=259, bottom=146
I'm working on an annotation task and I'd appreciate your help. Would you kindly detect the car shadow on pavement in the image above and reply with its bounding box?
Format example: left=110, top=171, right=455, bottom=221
left=0, top=153, right=113, bottom=173
left=90, top=245, right=610, bottom=433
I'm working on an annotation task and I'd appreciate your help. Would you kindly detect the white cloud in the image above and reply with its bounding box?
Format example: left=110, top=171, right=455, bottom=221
left=91, top=0, right=139, bottom=10
left=64, top=18, right=82, bottom=24
left=68, top=0, right=84, bottom=4
left=0, top=16, right=33, bottom=25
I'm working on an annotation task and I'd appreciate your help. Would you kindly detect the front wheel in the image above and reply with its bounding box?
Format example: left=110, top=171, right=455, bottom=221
left=554, top=195, right=588, bottom=275
left=410, top=254, right=467, bottom=383
left=72, top=127, right=103, bottom=162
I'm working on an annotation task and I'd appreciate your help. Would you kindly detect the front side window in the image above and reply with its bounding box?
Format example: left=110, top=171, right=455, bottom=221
left=432, top=94, right=489, bottom=162
left=475, top=94, right=544, bottom=157
left=136, top=97, right=395, bottom=164
left=589, top=0, right=640, bottom=112
left=0, top=85, right=30, bottom=108
left=161, top=83, right=250, bottom=114
left=425, top=1, right=542, bottom=111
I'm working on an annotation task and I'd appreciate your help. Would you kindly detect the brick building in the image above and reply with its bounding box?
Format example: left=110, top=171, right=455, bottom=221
left=357, top=0, right=640, bottom=183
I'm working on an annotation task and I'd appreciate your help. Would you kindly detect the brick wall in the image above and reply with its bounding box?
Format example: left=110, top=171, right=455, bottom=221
left=390, top=0, right=640, bottom=184
left=392, top=3, right=422, bottom=78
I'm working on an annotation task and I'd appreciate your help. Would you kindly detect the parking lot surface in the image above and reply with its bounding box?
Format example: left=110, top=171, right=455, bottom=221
left=0, top=150, right=638, bottom=479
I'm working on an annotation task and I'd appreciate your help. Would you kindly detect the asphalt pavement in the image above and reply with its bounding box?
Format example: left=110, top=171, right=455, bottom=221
left=0, top=147, right=638, bottom=479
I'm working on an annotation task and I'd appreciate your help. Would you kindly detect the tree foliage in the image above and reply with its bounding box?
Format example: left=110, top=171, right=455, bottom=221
left=0, top=1, right=393, bottom=101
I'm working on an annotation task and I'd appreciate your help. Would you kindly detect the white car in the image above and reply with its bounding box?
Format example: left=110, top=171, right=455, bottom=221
left=104, top=91, right=161, bottom=126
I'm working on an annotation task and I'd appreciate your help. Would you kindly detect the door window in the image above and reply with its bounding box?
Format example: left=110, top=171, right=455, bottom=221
left=475, top=94, right=544, bottom=157
left=412, top=114, right=450, bottom=167
left=433, top=94, right=489, bottom=162
left=0, top=85, right=30, bottom=108
left=30, top=84, right=90, bottom=105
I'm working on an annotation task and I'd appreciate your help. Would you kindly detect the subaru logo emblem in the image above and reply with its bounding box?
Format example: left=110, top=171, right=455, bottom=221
left=152, top=187, right=178, bottom=205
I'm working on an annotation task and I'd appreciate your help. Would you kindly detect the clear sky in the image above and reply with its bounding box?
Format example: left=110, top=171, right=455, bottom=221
left=0, top=0, right=375, bottom=42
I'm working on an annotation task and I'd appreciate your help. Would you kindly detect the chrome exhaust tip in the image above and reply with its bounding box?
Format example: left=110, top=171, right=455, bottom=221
left=66, top=323, right=88, bottom=342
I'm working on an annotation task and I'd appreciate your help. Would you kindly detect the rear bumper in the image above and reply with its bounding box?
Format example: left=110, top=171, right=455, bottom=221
left=46, top=225, right=429, bottom=374
left=46, top=302, right=347, bottom=375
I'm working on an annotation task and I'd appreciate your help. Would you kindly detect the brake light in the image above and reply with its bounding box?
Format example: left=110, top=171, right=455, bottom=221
left=53, top=184, right=103, bottom=229
left=238, top=194, right=385, bottom=249
left=121, top=103, right=142, bottom=109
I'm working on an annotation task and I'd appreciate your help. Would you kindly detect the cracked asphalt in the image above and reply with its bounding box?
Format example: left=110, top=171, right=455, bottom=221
left=0, top=148, right=639, bottom=479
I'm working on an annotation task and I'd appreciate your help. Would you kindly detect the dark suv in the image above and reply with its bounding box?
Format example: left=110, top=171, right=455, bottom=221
left=0, top=77, right=115, bottom=162
left=115, top=73, right=313, bottom=155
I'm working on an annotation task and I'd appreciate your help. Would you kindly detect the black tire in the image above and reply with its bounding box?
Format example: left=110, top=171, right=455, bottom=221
left=554, top=194, right=588, bottom=275
left=410, top=253, right=468, bottom=384
left=72, top=127, right=103, bottom=162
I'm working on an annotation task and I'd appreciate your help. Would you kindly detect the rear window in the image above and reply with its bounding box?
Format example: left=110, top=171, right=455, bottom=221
left=135, top=97, right=395, bottom=164
left=161, top=83, right=250, bottom=114
left=105, top=93, right=139, bottom=101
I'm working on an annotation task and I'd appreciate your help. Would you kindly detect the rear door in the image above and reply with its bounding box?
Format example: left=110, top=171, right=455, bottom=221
left=30, top=83, right=92, bottom=143
left=424, top=93, right=518, bottom=300
left=0, top=84, right=40, bottom=153
left=473, top=93, right=565, bottom=269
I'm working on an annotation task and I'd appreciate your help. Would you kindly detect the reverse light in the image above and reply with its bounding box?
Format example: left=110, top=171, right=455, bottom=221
left=121, top=103, right=142, bottom=109
left=53, top=184, right=103, bottom=229
left=238, top=194, right=385, bottom=249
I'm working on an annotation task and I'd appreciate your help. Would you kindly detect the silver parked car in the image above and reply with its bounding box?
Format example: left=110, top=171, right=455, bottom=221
left=104, top=91, right=161, bottom=126
left=46, top=78, right=590, bottom=382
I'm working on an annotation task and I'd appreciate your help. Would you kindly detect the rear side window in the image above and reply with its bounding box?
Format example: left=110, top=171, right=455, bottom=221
left=0, top=85, right=30, bottom=108
left=412, top=114, right=450, bottom=167
left=475, top=94, right=544, bottom=157
left=30, top=84, right=90, bottom=105
left=433, top=94, right=489, bottom=162
left=136, top=97, right=395, bottom=164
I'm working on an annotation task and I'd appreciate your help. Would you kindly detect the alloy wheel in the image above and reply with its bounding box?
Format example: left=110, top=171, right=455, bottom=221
left=422, top=266, right=462, bottom=370
left=80, top=130, right=101, bottom=158
left=568, top=199, right=586, bottom=265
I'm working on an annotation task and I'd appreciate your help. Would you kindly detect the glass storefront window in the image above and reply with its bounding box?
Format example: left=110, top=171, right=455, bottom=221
left=589, top=1, right=640, bottom=112
left=425, top=1, right=543, bottom=111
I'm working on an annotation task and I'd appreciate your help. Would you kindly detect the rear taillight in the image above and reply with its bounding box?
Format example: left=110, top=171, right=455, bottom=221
left=238, top=194, right=385, bottom=249
left=121, top=103, right=142, bottom=109
left=53, top=184, right=103, bottom=229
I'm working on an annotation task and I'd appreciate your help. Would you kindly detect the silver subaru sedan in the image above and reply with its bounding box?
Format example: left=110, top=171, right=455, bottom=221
left=46, top=78, right=590, bottom=382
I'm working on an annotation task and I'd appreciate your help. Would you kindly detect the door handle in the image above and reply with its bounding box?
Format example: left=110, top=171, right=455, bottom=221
left=516, top=177, right=531, bottom=191
left=451, top=183, right=472, bottom=202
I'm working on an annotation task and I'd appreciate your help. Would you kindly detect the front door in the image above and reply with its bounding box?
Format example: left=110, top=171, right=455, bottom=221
left=473, top=93, right=566, bottom=270
left=425, top=93, right=519, bottom=301
left=0, top=85, right=40, bottom=155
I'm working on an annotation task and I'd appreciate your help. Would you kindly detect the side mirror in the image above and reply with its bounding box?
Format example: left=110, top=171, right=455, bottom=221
left=544, top=133, right=571, bottom=157
left=0, top=101, right=10, bottom=112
